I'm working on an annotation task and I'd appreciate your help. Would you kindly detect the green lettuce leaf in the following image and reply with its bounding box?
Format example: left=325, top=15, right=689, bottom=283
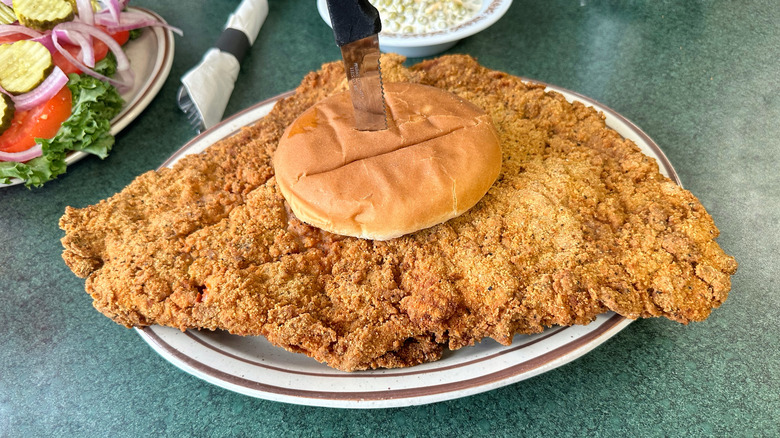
left=0, top=66, right=124, bottom=188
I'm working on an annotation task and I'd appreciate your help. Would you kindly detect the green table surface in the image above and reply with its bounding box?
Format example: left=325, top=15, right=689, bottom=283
left=1, top=0, right=778, bottom=436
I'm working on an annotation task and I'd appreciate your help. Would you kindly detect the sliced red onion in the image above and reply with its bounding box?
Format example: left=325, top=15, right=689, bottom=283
left=93, top=13, right=147, bottom=32
left=56, top=29, right=95, bottom=68
left=112, top=66, right=135, bottom=94
left=75, top=0, right=94, bottom=26
left=51, top=31, right=110, bottom=83
left=51, top=25, right=132, bottom=91
left=51, top=29, right=73, bottom=45
left=54, top=22, right=129, bottom=71
left=0, top=144, right=43, bottom=163
left=79, top=35, right=96, bottom=68
left=0, top=0, right=12, bottom=7
left=51, top=29, right=84, bottom=67
left=1, top=27, right=61, bottom=55
left=105, top=0, right=121, bottom=23
left=0, top=24, right=42, bottom=39
left=12, top=67, right=69, bottom=111
left=94, top=10, right=183, bottom=35
left=73, top=0, right=97, bottom=64
left=31, top=34, right=55, bottom=52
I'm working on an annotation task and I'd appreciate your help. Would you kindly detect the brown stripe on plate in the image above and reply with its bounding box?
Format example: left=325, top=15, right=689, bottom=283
left=139, top=314, right=626, bottom=402
left=182, top=325, right=568, bottom=378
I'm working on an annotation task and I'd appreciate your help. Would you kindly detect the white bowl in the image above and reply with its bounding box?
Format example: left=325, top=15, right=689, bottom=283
left=317, top=0, right=513, bottom=57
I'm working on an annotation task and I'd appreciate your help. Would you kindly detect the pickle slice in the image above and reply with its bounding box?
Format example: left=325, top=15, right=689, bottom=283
left=0, top=40, right=54, bottom=95
left=12, top=0, right=74, bottom=31
left=0, top=94, right=14, bottom=136
left=0, top=3, right=16, bottom=25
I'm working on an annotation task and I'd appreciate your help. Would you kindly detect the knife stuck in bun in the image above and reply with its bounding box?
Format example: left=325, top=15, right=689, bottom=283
left=273, top=82, right=501, bottom=240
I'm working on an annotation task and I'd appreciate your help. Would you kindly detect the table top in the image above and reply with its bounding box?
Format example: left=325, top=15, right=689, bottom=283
left=2, top=0, right=777, bottom=435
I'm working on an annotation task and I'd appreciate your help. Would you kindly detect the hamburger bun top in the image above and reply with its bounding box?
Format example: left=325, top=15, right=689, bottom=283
left=273, top=82, right=501, bottom=240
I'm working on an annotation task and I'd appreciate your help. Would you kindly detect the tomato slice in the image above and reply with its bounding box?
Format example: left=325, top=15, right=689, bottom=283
left=0, top=86, right=73, bottom=153
left=110, top=30, right=131, bottom=46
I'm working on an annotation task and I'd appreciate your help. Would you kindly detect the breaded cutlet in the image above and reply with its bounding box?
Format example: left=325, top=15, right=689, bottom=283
left=60, top=54, right=737, bottom=371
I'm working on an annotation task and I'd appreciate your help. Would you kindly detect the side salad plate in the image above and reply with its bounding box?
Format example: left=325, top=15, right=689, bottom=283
left=0, top=7, right=175, bottom=188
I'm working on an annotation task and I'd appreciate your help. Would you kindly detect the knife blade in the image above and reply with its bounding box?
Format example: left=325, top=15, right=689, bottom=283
left=177, top=0, right=269, bottom=132
left=325, top=0, right=387, bottom=131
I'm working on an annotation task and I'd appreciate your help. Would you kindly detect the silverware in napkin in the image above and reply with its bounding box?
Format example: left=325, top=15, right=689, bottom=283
left=177, top=0, right=269, bottom=133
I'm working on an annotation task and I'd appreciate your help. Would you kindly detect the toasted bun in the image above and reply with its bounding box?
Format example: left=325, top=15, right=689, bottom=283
left=273, top=82, right=501, bottom=240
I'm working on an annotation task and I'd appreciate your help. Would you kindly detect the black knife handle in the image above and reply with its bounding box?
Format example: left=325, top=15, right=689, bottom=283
left=325, top=0, right=382, bottom=47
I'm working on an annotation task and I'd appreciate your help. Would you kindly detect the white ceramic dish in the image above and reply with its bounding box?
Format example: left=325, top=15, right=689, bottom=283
left=317, top=0, right=513, bottom=57
left=137, top=82, right=680, bottom=409
left=0, top=7, right=175, bottom=188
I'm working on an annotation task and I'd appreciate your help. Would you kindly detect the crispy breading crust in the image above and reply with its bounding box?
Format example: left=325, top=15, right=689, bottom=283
left=60, top=55, right=737, bottom=371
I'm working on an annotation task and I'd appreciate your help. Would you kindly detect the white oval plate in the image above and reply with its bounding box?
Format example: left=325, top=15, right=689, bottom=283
left=317, top=0, right=513, bottom=57
left=1, top=7, right=175, bottom=188
left=137, top=82, right=680, bottom=409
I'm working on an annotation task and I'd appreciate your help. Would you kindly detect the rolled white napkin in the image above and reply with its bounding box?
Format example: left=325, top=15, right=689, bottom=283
left=180, top=0, right=269, bottom=130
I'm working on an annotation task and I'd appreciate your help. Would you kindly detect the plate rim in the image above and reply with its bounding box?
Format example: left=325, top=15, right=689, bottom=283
left=139, top=315, right=631, bottom=408
left=135, top=80, right=680, bottom=408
